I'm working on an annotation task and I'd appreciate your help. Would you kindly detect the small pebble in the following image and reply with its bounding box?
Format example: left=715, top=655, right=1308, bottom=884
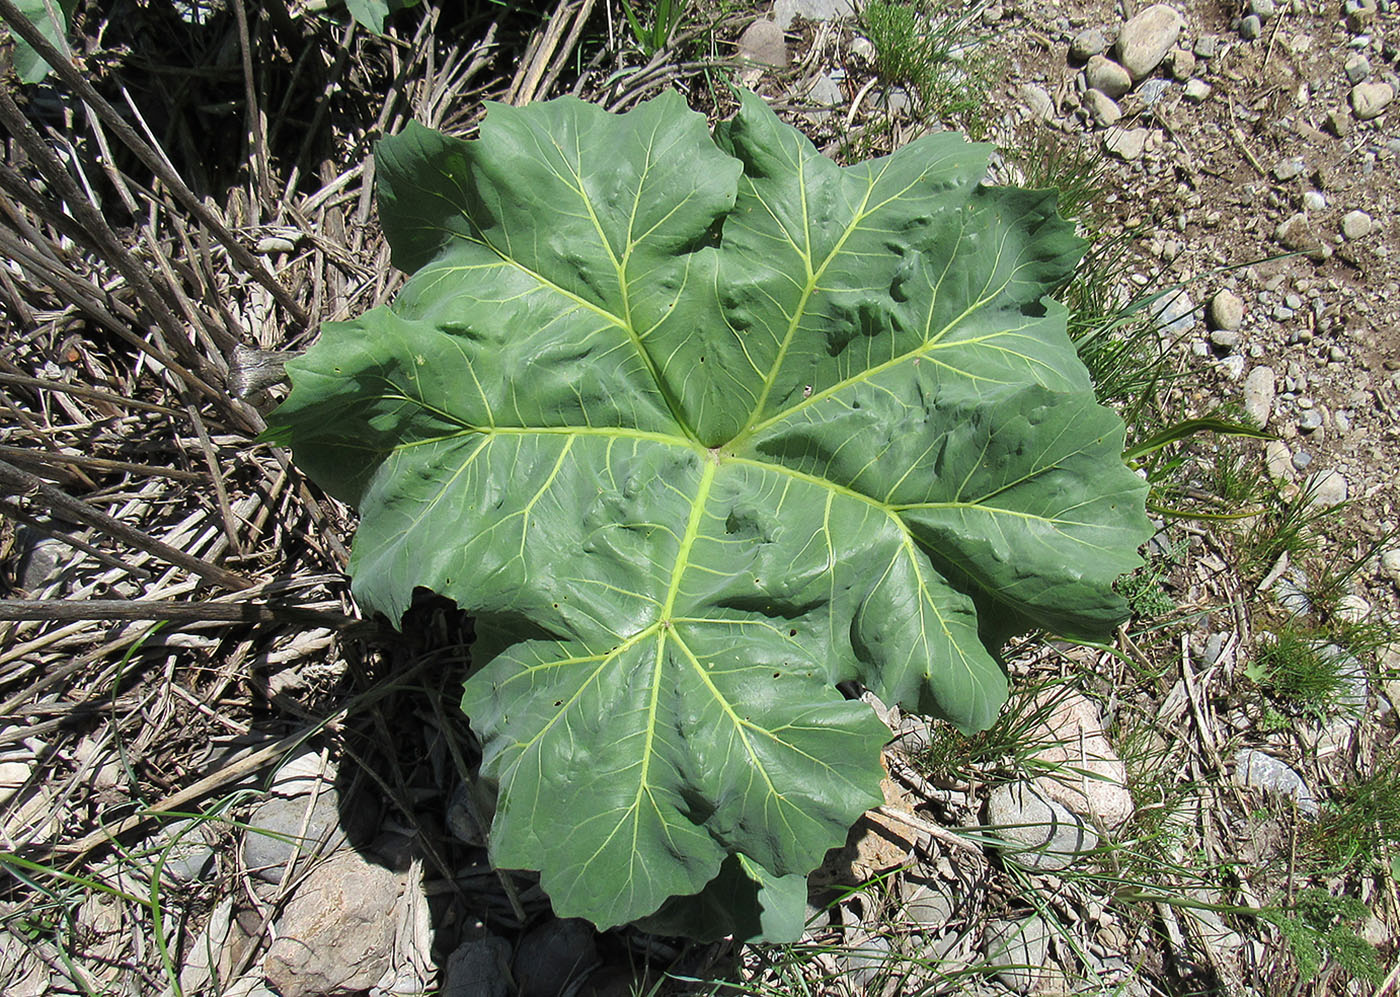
left=1249, top=0, right=1276, bottom=18
left=1341, top=209, right=1373, bottom=239
left=1070, top=27, right=1108, bottom=60
left=1273, top=156, right=1306, bottom=181
left=1208, top=289, right=1245, bottom=330
left=1240, top=14, right=1262, bottom=39
left=1194, top=34, right=1220, bottom=57
left=1301, top=191, right=1326, bottom=211
left=1345, top=53, right=1372, bottom=82
left=1185, top=78, right=1213, bottom=101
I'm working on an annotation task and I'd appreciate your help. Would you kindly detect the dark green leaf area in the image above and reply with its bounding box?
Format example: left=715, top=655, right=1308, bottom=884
left=639, top=853, right=808, bottom=943
left=464, top=626, right=887, bottom=930
left=267, top=88, right=1155, bottom=938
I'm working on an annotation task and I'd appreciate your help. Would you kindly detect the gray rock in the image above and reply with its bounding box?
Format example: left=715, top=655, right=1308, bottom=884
left=1184, top=78, right=1212, bottom=101
left=1155, top=288, right=1196, bottom=337
left=985, top=781, right=1099, bottom=872
left=1273, top=156, right=1306, bottom=181
left=263, top=853, right=400, bottom=997
left=1240, top=14, right=1262, bottom=39
left=1351, top=81, right=1394, bottom=119
left=1209, top=330, right=1240, bottom=351
left=1344, top=52, right=1372, bottom=83
left=16, top=531, right=69, bottom=591
left=1275, top=213, right=1330, bottom=259
left=1243, top=366, right=1275, bottom=427
left=805, top=73, right=844, bottom=115
left=151, top=819, right=216, bottom=882
left=1249, top=0, right=1277, bottom=19
left=1115, top=4, right=1184, bottom=80
left=1381, top=547, right=1400, bottom=586
left=1298, top=409, right=1324, bottom=432
left=901, top=875, right=954, bottom=928
left=1321, top=643, right=1368, bottom=712
left=1084, top=88, right=1123, bottom=126
left=1194, top=34, right=1220, bottom=58
left=984, top=915, right=1052, bottom=993
left=243, top=792, right=347, bottom=883
left=1166, top=47, right=1196, bottom=80
left=774, top=0, right=854, bottom=29
left=1291, top=449, right=1313, bottom=471
left=737, top=18, right=786, bottom=69
left=840, top=933, right=893, bottom=990
left=1086, top=55, right=1132, bottom=98
left=443, top=935, right=512, bottom=997
left=1301, top=190, right=1326, bottom=211
left=1233, top=748, right=1317, bottom=815
left=1069, top=27, right=1108, bottom=60
left=446, top=782, right=491, bottom=847
left=1341, top=209, right=1373, bottom=239
left=1137, top=78, right=1172, bottom=104
left=513, top=919, right=599, bottom=997
left=1208, top=289, right=1244, bottom=332
left=1020, top=83, right=1054, bottom=121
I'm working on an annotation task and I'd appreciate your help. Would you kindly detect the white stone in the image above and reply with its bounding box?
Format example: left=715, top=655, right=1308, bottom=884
left=774, top=0, right=854, bottom=29
left=1104, top=127, right=1149, bottom=159
left=1184, top=78, right=1212, bottom=102
left=1341, top=209, right=1373, bottom=240
left=1115, top=4, right=1185, bottom=80
left=1233, top=748, right=1317, bottom=815
left=1243, top=365, right=1275, bottom=427
left=1208, top=288, right=1244, bottom=330
left=0, top=761, right=30, bottom=804
left=1265, top=439, right=1294, bottom=480
left=1307, top=468, right=1348, bottom=506
left=1019, top=83, right=1054, bottom=121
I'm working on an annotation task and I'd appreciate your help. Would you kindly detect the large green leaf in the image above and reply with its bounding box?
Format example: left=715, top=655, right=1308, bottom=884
left=266, top=90, right=1153, bottom=936
left=3, top=0, right=75, bottom=83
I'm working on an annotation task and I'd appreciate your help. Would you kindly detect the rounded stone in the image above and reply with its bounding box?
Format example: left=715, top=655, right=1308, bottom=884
left=1341, top=209, right=1373, bottom=239
left=1069, top=27, right=1108, bottom=60
left=1115, top=4, right=1184, bottom=79
left=1084, top=88, right=1123, bottom=127
left=1351, top=81, right=1394, bottom=119
left=1208, top=289, right=1245, bottom=331
left=985, top=781, right=1099, bottom=872
left=1085, top=55, right=1132, bottom=98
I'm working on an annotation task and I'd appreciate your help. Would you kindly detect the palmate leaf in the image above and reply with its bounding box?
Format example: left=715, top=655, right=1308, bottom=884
left=266, top=90, right=1153, bottom=936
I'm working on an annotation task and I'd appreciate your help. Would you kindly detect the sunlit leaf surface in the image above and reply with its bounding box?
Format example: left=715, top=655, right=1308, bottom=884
left=267, top=90, right=1152, bottom=935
